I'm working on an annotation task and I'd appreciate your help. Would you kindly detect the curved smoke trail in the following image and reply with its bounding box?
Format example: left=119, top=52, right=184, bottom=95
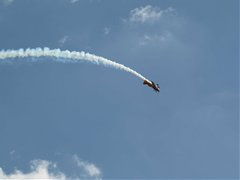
left=0, top=47, right=150, bottom=82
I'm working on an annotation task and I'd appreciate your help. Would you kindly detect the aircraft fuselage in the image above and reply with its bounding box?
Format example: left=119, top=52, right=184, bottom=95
left=143, top=80, right=160, bottom=92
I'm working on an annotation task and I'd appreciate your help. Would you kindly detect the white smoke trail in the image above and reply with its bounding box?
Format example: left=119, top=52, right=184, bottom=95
left=0, top=47, right=150, bottom=82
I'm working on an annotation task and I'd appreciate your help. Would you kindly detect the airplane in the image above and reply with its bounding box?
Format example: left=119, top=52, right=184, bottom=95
left=143, top=80, right=160, bottom=92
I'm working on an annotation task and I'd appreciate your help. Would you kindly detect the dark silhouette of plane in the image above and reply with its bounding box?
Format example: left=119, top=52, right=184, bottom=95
left=143, top=80, right=160, bottom=92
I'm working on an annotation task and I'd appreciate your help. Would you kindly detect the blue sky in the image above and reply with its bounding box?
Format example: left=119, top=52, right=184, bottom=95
left=0, top=0, right=239, bottom=179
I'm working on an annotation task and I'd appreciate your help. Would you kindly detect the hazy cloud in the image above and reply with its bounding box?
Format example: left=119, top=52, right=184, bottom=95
left=129, top=5, right=174, bottom=23
left=70, top=0, right=79, bottom=3
left=103, top=27, right=110, bottom=35
left=58, top=35, right=69, bottom=46
left=139, top=32, right=173, bottom=46
left=0, top=0, right=14, bottom=5
left=9, top=150, right=15, bottom=155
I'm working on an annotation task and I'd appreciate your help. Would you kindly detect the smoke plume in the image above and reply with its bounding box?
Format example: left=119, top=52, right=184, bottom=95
left=0, top=47, right=150, bottom=82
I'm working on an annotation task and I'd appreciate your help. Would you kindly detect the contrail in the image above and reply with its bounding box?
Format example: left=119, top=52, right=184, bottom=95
left=0, top=47, right=150, bottom=82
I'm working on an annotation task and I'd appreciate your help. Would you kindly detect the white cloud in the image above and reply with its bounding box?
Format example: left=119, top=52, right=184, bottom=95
left=129, top=5, right=174, bottom=23
left=0, top=160, right=66, bottom=179
left=0, top=156, right=102, bottom=179
left=73, top=154, right=102, bottom=178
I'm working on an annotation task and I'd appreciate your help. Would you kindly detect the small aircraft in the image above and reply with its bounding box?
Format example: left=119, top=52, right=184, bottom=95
left=143, top=80, right=160, bottom=92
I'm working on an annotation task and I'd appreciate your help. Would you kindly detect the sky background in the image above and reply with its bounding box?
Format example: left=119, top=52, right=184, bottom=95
left=0, top=0, right=239, bottom=179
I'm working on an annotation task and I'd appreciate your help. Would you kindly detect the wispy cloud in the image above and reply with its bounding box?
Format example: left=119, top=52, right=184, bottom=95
left=73, top=154, right=102, bottom=178
left=103, top=27, right=110, bottom=35
left=119, top=5, right=181, bottom=48
left=0, top=0, right=14, bottom=5
left=69, top=0, right=79, bottom=3
left=139, top=31, right=173, bottom=46
left=9, top=150, right=15, bottom=155
left=58, top=35, right=69, bottom=46
left=129, top=5, right=174, bottom=23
